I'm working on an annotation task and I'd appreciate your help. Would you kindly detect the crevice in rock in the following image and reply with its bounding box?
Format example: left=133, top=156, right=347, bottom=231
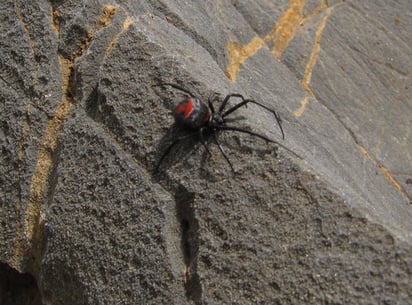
left=0, top=261, right=43, bottom=305
left=174, top=184, right=203, bottom=304
left=12, top=2, right=119, bottom=272
left=85, top=84, right=100, bottom=120
left=85, top=85, right=125, bottom=141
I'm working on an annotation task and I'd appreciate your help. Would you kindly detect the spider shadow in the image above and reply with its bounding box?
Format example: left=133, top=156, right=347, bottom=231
left=221, top=133, right=281, bottom=159
left=153, top=115, right=286, bottom=176
left=153, top=124, right=214, bottom=174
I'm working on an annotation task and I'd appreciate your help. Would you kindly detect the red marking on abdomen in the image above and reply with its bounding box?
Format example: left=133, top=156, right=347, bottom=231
left=175, top=102, right=187, bottom=115
left=183, top=99, right=194, bottom=119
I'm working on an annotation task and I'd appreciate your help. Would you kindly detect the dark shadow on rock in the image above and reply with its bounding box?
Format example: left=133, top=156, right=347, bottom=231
left=0, top=262, right=42, bottom=305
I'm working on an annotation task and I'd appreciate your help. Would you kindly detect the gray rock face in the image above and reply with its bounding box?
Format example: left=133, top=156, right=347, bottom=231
left=1, top=0, right=411, bottom=304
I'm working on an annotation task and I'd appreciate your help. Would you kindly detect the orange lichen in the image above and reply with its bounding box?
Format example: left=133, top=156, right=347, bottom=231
left=225, top=37, right=265, bottom=81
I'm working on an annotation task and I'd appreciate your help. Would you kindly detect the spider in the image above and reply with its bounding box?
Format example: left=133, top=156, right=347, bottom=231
left=154, top=82, right=289, bottom=172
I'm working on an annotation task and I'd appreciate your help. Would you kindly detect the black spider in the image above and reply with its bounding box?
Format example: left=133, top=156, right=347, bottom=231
left=154, top=83, right=289, bottom=172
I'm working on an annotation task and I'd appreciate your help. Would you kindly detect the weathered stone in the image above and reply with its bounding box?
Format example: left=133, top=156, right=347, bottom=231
left=1, top=0, right=411, bottom=304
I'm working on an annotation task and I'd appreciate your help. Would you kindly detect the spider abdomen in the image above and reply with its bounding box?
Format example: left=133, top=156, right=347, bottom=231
left=174, top=97, right=210, bottom=130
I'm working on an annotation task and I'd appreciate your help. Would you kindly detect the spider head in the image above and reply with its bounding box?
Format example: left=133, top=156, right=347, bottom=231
left=208, top=112, right=224, bottom=128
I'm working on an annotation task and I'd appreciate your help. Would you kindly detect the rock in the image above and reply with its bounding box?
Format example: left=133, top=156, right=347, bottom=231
left=1, top=0, right=411, bottom=304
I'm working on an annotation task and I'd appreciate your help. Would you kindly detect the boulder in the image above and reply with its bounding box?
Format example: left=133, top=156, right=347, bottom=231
left=1, top=0, right=411, bottom=304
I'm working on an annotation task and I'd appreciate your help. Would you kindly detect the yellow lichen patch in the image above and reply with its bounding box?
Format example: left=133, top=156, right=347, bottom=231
left=357, top=144, right=410, bottom=203
left=266, top=0, right=306, bottom=59
left=224, top=0, right=307, bottom=82
left=357, top=143, right=370, bottom=158
left=104, top=16, right=134, bottom=57
left=224, top=37, right=265, bottom=82
left=294, top=96, right=309, bottom=117
left=123, top=16, right=134, bottom=30
left=294, top=7, right=334, bottom=116
left=266, top=0, right=329, bottom=59
left=379, top=166, right=403, bottom=194
left=100, top=5, right=117, bottom=27
left=14, top=5, right=119, bottom=269
left=225, top=0, right=334, bottom=84
left=305, top=0, right=329, bottom=20
left=301, top=9, right=333, bottom=97
left=66, top=5, right=118, bottom=60
left=51, top=6, right=61, bottom=35
left=224, top=0, right=331, bottom=82
left=20, top=58, right=73, bottom=268
left=12, top=0, right=39, bottom=270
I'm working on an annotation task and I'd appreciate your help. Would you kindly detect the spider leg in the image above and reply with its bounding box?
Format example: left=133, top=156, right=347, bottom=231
left=222, top=98, right=285, bottom=140
left=218, top=126, right=302, bottom=159
left=218, top=93, right=245, bottom=113
left=154, top=131, right=199, bottom=172
left=208, top=92, right=220, bottom=113
left=154, top=83, right=198, bottom=98
left=199, top=127, right=213, bottom=157
left=213, top=132, right=235, bottom=172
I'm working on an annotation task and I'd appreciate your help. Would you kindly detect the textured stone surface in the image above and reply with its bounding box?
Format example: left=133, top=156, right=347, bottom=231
left=1, top=0, right=411, bottom=304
